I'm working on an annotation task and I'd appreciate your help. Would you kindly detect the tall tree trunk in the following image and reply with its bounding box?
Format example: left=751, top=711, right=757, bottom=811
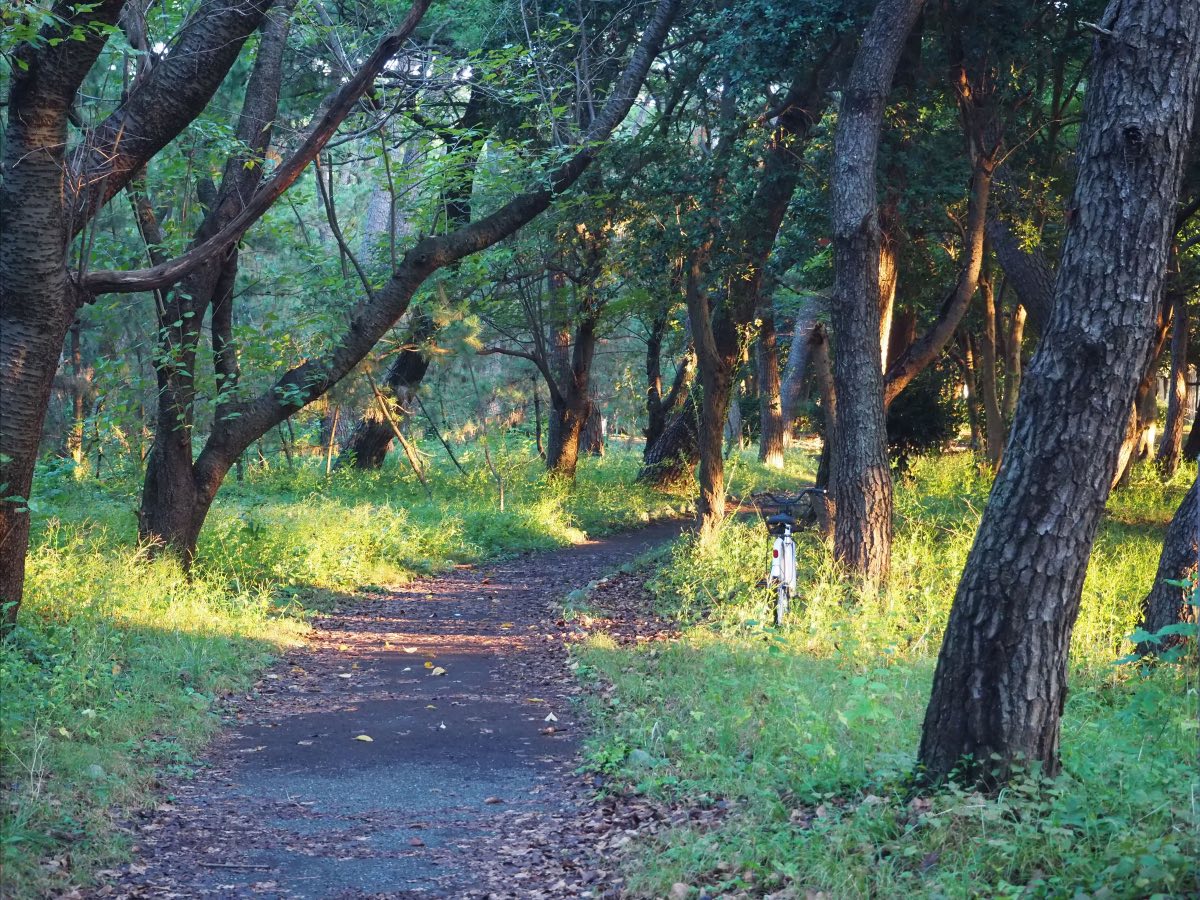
left=827, top=0, right=924, bottom=583
left=684, top=254, right=735, bottom=540
left=1001, top=303, right=1026, bottom=423
left=977, top=272, right=1006, bottom=470
left=779, top=295, right=821, bottom=438
left=955, top=332, right=984, bottom=452
left=67, top=321, right=88, bottom=465
left=1157, top=290, right=1188, bottom=477
left=878, top=197, right=900, bottom=367
left=0, top=1, right=125, bottom=625
left=918, top=0, right=1200, bottom=786
left=810, top=323, right=837, bottom=498
left=757, top=300, right=786, bottom=468
left=1137, top=473, right=1198, bottom=653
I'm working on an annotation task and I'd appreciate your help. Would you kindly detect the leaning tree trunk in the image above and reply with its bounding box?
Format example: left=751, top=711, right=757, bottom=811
left=1157, top=291, right=1188, bottom=477
left=827, top=0, right=925, bottom=583
left=338, top=313, right=434, bottom=468
left=1137, top=473, right=1199, bottom=654
left=757, top=300, right=786, bottom=468
left=918, top=0, right=1200, bottom=787
left=639, top=394, right=701, bottom=486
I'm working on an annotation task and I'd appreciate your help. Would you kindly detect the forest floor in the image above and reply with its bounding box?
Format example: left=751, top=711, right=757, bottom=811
left=86, top=521, right=691, bottom=899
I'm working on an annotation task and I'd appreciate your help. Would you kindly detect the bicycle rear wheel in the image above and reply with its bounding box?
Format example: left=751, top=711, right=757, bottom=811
left=775, top=584, right=790, bottom=626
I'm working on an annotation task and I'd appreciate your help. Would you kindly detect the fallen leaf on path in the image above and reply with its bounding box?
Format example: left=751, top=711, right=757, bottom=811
left=337, top=673, right=352, bottom=679
left=544, top=712, right=558, bottom=722
left=354, top=734, right=374, bottom=742
left=429, top=666, right=447, bottom=676
left=424, top=661, right=434, bottom=669
left=403, top=647, right=417, bottom=654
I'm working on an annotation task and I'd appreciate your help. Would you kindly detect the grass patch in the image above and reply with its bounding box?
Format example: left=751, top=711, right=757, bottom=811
left=576, top=453, right=1199, bottom=898
left=1, top=443, right=677, bottom=896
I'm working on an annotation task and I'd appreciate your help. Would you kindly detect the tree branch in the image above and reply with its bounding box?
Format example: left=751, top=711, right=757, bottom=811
left=80, top=0, right=432, bottom=296
left=189, top=0, right=681, bottom=482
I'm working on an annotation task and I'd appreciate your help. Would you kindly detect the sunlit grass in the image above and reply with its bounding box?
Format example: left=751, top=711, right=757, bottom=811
left=577, top=452, right=1199, bottom=898
left=1, top=443, right=679, bottom=896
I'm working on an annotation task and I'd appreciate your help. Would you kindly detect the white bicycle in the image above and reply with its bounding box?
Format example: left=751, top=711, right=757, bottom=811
left=761, top=490, right=825, bottom=626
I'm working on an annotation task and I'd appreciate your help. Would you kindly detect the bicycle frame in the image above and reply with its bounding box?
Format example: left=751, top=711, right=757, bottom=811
left=769, top=520, right=796, bottom=626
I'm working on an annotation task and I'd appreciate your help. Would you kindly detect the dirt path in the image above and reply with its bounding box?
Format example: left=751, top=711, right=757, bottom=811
left=94, top=522, right=684, bottom=900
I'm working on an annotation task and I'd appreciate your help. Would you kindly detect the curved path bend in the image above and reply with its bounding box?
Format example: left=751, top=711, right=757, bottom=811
left=95, top=521, right=683, bottom=900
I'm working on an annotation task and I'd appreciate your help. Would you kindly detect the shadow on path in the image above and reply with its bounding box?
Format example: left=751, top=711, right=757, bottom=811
left=95, top=521, right=684, bottom=899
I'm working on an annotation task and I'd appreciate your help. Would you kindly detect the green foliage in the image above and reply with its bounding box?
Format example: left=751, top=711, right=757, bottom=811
left=0, top=446, right=676, bottom=896
left=577, top=453, right=1199, bottom=898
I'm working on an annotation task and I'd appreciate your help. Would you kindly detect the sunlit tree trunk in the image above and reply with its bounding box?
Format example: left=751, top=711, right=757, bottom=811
left=0, top=0, right=130, bottom=626
left=1001, top=303, right=1026, bottom=423
left=977, top=272, right=1005, bottom=470
left=919, top=0, right=1200, bottom=786
left=757, top=300, right=786, bottom=468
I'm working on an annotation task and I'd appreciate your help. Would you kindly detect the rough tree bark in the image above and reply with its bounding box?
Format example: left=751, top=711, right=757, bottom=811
left=827, top=0, right=925, bottom=583
left=918, top=0, right=1200, bottom=786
